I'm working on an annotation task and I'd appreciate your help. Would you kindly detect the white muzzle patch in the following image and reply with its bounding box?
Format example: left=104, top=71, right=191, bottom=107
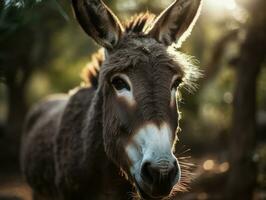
left=126, top=122, right=174, bottom=175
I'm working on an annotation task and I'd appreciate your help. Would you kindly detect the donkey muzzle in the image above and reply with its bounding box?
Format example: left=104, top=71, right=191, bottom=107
left=140, top=158, right=180, bottom=197
left=126, top=122, right=181, bottom=199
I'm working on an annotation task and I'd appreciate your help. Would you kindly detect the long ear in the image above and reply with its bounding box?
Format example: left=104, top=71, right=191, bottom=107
left=72, top=0, right=123, bottom=49
left=148, top=0, right=202, bottom=47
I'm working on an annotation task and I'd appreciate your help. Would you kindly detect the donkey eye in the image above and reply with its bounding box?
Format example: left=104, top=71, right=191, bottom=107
left=171, top=78, right=182, bottom=90
left=111, top=76, right=130, bottom=91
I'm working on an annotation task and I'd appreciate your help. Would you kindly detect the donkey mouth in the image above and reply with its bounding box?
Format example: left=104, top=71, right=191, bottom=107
left=134, top=179, right=168, bottom=200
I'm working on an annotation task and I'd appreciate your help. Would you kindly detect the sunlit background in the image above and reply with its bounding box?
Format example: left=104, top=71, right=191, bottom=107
left=0, top=0, right=265, bottom=199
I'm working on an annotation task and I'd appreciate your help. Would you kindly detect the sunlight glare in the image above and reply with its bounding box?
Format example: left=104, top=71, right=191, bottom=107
left=205, top=0, right=237, bottom=11
left=203, top=0, right=246, bottom=23
left=225, top=0, right=237, bottom=10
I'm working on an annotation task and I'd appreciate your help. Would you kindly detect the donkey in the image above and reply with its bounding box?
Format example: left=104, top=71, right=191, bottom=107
left=21, top=0, right=202, bottom=199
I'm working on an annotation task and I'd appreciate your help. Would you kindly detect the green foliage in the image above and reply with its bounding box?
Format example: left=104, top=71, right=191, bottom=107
left=3, top=0, right=42, bottom=8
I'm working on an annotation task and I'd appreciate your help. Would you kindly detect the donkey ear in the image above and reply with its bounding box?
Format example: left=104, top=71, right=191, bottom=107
left=148, top=0, right=202, bottom=47
left=72, top=0, right=123, bottom=49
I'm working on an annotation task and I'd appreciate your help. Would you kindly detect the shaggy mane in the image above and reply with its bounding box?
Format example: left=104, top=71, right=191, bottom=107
left=81, top=12, right=156, bottom=87
left=81, top=49, right=104, bottom=88
left=124, top=12, right=156, bottom=34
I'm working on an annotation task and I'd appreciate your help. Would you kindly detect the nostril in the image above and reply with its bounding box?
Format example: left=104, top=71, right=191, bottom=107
left=141, top=161, right=155, bottom=184
left=141, top=160, right=180, bottom=186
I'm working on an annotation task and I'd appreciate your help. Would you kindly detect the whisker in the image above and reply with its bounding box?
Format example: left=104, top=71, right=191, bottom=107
left=175, top=148, right=191, bottom=157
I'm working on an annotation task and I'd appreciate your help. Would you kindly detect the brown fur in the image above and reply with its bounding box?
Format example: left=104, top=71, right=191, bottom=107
left=82, top=12, right=199, bottom=92
left=82, top=12, right=156, bottom=88
left=21, top=1, right=202, bottom=200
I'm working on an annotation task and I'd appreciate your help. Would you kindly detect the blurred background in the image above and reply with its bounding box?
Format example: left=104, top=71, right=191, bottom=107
left=0, top=0, right=265, bottom=199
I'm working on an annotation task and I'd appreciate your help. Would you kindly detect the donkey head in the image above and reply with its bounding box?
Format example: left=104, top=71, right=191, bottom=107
left=73, top=0, right=202, bottom=199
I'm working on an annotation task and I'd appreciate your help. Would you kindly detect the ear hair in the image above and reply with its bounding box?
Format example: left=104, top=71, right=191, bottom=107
left=147, top=0, right=202, bottom=47
left=72, top=0, right=124, bottom=49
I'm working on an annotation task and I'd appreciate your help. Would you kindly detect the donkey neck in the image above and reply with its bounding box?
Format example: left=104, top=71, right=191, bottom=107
left=82, top=87, right=104, bottom=160
left=81, top=87, right=133, bottom=200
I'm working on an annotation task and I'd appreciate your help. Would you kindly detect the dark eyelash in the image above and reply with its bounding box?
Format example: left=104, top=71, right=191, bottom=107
left=111, top=76, right=130, bottom=91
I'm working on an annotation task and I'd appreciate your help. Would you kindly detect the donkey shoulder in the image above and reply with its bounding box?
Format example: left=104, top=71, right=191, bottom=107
left=24, top=87, right=94, bottom=136
left=54, top=87, right=96, bottom=193
left=24, top=94, right=68, bottom=133
left=21, top=87, right=95, bottom=198
left=56, top=86, right=95, bottom=142
left=21, top=94, right=68, bottom=197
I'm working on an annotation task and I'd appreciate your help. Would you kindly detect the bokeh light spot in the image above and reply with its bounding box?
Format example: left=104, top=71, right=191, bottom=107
left=219, top=162, right=230, bottom=172
left=203, top=159, right=215, bottom=171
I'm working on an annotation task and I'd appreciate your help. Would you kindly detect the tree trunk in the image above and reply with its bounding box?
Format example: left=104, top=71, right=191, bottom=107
left=226, top=0, right=266, bottom=199
left=0, top=67, right=30, bottom=170
left=6, top=80, right=27, bottom=141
